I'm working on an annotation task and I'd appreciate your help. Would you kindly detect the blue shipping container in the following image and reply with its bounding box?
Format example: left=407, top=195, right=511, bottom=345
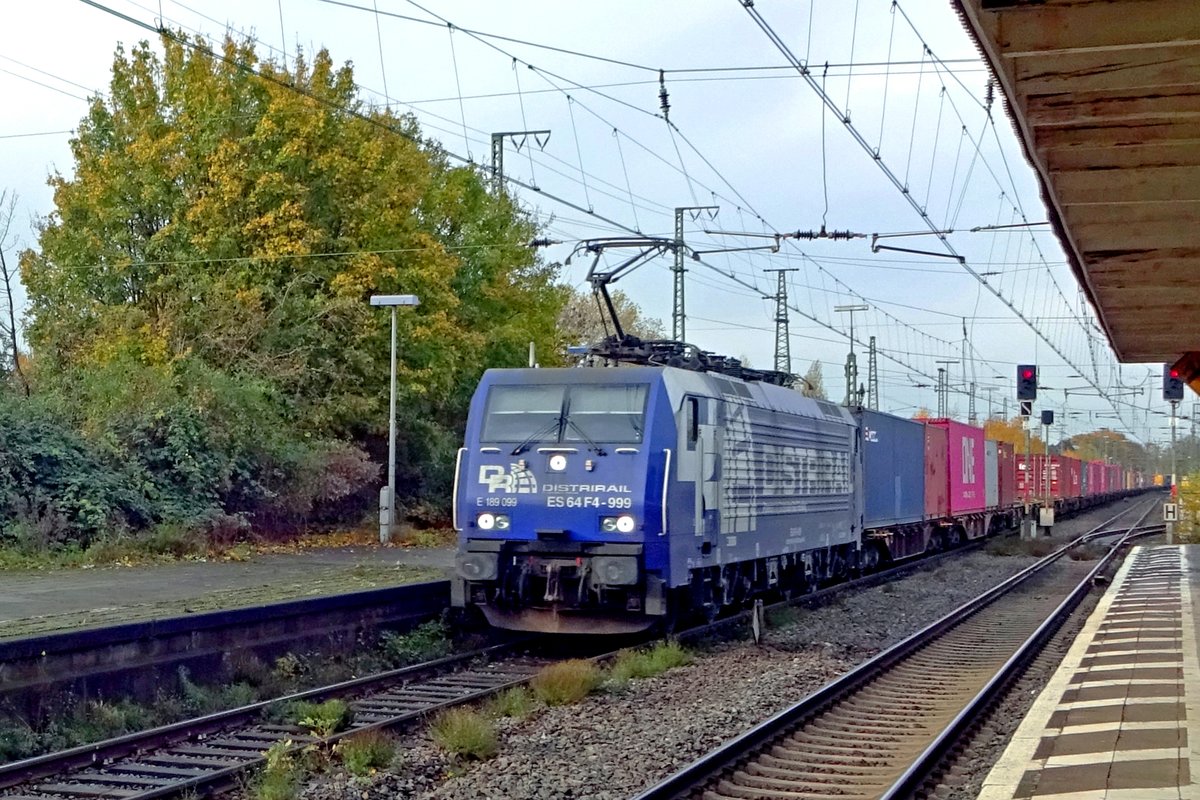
left=857, top=409, right=927, bottom=528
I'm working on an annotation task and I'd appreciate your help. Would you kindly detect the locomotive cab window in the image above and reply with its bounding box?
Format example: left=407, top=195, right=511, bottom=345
left=564, top=384, right=647, bottom=444
left=481, top=385, right=566, bottom=443
left=481, top=384, right=648, bottom=444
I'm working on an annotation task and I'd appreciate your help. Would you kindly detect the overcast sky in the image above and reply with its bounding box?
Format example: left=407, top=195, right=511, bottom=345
left=0, top=0, right=1180, bottom=446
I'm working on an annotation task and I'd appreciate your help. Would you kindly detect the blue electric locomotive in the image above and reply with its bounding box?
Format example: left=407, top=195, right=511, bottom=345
left=451, top=365, right=864, bottom=633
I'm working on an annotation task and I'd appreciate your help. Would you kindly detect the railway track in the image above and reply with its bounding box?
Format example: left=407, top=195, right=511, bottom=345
left=0, top=509, right=1026, bottom=800
left=633, top=496, right=1160, bottom=800
left=0, top=498, right=1151, bottom=800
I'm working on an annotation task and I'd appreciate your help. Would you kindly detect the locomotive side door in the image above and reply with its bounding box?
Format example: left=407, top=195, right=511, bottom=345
left=679, top=395, right=719, bottom=554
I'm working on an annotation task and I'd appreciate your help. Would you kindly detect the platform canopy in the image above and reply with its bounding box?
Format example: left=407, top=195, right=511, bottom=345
left=954, top=0, right=1200, bottom=374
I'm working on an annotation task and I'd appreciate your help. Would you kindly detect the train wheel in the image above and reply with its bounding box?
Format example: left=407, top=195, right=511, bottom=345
left=861, top=543, right=881, bottom=573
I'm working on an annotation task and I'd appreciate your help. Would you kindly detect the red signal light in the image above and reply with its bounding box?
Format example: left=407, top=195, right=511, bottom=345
left=1021, top=369, right=1034, bottom=380
left=1170, top=369, right=1180, bottom=378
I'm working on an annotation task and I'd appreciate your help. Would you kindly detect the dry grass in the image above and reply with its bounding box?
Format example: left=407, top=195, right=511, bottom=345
left=1068, top=543, right=1105, bottom=561
left=530, top=659, right=602, bottom=706
left=986, top=536, right=1056, bottom=558
left=428, top=708, right=497, bottom=761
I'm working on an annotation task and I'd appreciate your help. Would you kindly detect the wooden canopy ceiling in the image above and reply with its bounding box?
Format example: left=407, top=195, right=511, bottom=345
left=954, top=0, right=1200, bottom=367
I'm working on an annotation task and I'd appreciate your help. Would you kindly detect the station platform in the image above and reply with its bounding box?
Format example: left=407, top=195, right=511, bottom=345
left=978, top=544, right=1200, bottom=800
left=0, top=546, right=452, bottom=640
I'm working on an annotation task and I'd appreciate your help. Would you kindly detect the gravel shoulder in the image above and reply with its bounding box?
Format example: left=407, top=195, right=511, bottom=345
left=292, top=499, right=1146, bottom=800
left=0, top=547, right=451, bottom=639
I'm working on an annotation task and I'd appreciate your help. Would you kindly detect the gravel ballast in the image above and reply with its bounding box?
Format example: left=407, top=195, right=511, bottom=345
left=292, top=497, right=1149, bottom=800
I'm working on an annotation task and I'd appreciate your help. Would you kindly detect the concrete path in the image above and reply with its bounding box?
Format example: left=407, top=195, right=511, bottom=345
left=0, top=546, right=453, bottom=639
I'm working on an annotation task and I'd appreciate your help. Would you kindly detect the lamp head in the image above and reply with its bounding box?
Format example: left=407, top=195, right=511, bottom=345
left=369, top=295, right=421, bottom=307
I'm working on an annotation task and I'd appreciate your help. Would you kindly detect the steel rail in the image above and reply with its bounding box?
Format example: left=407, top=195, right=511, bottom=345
left=631, top=495, right=1159, bottom=800
left=0, top=496, right=1150, bottom=800
left=0, top=529, right=985, bottom=798
left=0, top=637, right=533, bottom=791
left=878, top=501, right=1158, bottom=799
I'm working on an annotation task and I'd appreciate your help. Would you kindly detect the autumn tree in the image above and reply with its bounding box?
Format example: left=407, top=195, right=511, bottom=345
left=984, top=416, right=1046, bottom=454
left=800, top=360, right=826, bottom=399
left=0, top=191, right=27, bottom=396
left=1061, top=429, right=1146, bottom=467
left=18, top=34, right=566, bottom=532
left=557, top=287, right=665, bottom=346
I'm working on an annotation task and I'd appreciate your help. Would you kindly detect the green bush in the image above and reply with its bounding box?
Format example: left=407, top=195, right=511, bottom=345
left=0, top=722, right=38, bottom=763
left=286, top=699, right=352, bottom=738
left=530, top=660, right=602, bottom=706
left=428, top=708, right=497, bottom=760
left=253, top=741, right=303, bottom=800
left=380, top=620, right=452, bottom=666
left=0, top=391, right=144, bottom=547
left=0, top=354, right=379, bottom=550
left=179, top=667, right=258, bottom=714
left=335, top=730, right=395, bottom=776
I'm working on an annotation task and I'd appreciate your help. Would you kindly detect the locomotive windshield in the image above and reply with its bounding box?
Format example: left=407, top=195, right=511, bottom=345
left=481, top=384, right=647, bottom=444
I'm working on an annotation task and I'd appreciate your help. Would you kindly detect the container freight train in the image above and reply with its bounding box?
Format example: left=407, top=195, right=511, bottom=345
left=451, top=366, right=1144, bottom=633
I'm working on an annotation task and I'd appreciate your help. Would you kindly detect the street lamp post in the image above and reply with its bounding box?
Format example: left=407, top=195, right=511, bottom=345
left=370, top=294, right=421, bottom=543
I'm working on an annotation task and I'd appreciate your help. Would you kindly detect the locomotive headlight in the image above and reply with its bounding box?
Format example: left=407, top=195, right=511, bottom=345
left=477, top=513, right=509, bottom=530
left=548, top=453, right=568, bottom=472
left=601, top=515, right=637, bottom=533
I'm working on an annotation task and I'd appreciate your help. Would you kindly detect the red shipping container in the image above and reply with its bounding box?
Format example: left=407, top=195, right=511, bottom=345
left=1089, top=461, right=1106, bottom=495
left=1024, top=454, right=1050, bottom=500
left=1048, top=456, right=1062, bottom=499
left=1016, top=453, right=1042, bottom=501
left=1109, top=465, right=1122, bottom=493
left=929, top=419, right=986, bottom=515
left=1062, top=456, right=1083, bottom=498
left=924, top=423, right=950, bottom=518
left=1045, top=456, right=1083, bottom=500
left=997, top=441, right=1016, bottom=507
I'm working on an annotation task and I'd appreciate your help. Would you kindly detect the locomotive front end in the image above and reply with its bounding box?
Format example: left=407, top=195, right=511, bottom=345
left=452, top=368, right=669, bottom=633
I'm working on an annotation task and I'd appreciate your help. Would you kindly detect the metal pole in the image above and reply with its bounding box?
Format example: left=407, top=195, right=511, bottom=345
left=867, top=336, right=879, bottom=410
left=1043, top=422, right=1051, bottom=513
left=847, top=310, right=856, bottom=405
left=1171, top=400, right=1178, bottom=498
left=673, top=205, right=718, bottom=342
left=937, top=368, right=946, bottom=417
left=1024, top=421, right=1031, bottom=520
left=766, top=268, right=799, bottom=374
left=673, top=209, right=686, bottom=341
left=835, top=304, right=868, bottom=406
left=386, top=306, right=398, bottom=544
